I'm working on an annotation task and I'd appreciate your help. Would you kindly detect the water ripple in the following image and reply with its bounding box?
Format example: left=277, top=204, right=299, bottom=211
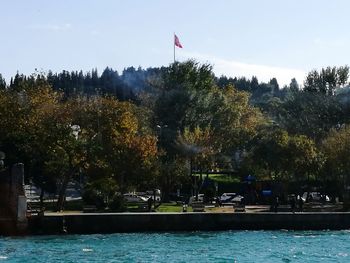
left=0, top=231, right=350, bottom=262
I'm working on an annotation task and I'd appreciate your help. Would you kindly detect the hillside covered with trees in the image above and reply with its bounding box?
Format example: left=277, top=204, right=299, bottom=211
left=1, top=60, right=350, bottom=210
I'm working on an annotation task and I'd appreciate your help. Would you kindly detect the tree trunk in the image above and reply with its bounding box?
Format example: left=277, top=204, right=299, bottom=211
left=40, top=188, right=44, bottom=209
left=163, top=173, right=170, bottom=202
left=56, top=175, right=70, bottom=212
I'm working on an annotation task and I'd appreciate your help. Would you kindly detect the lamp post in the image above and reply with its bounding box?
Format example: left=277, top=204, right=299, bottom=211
left=156, top=125, right=168, bottom=141
left=70, top=124, right=81, bottom=199
left=0, top=151, right=5, bottom=170
left=156, top=124, right=168, bottom=205
left=70, top=124, right=81, bottom=140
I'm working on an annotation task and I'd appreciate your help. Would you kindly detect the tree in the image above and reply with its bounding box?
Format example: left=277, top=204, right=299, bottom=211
left=153, top=61, right=216, bottom=152
left=209, top=85, right=264, bottom=155
left=0, top=76, right=159, bottom=210
left=287, top=134, right=321, bottom=181
left=322, top=125, right=350, bottom=205
left=304, top=66, right=349, bottom=95
left=251, top=76, right=259, bottom=93
left=322, top=125, right=350, bottom=182
left=0, top=79, right=76, bottom=207
left=153, top=61, right=264, bottom=164
left=151, top=61, right=265, bottom=198
left=289, top=78, right=299, bottom=93
left=269, top=78, right=280, bottom=92
left=74, top=96, right=158, bottom=195
left=177, top=126, right=215, bottom=172
left=276, top=92, right=343, bottom=141
left=337, top=66, right=349, bottom=87
left=0, top=74, right=6, bottom=90
left=245, top=127, right=320, bottom=181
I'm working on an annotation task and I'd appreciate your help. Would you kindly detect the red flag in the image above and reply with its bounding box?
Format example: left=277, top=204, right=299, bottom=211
left=174, top=34, right=183, bottom=48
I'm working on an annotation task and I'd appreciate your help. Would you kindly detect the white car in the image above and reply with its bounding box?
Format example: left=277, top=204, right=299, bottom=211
left=220, top=193, right=237, bottom=203
left=145, top=190, right=161, bottom=201
left=301, top=192, right=330, bottom=202
left=142, top=194, right=161, bottom=202
left=231, top=195, right=244, bottom=203
left=123, top=193, right=149, bottom=202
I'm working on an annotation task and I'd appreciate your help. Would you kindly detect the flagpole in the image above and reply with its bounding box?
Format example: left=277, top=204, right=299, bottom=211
left=173, top=32, right=175, bottom=63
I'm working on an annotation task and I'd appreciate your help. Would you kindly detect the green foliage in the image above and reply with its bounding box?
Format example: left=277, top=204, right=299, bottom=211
left=209, top=85, right=264, bottom=154
left=2, top=61, right=350, bottom=210
left=0, top=74, right=6, bottom=90
left=245, top=127, right=320, bottom=181
left=178, top=126, right=214, bottom=171
left=154, top=61, right=263, bottom=160
left=207, top=174, right=240, bottom=183
left=304, top=66, right=349, bottom=95
left=275, top=92, right=343, bottom=141
left=109, top=194, right=127, bottom=212
left=289, top=78, right=299, bottom=93
left=322, top=125, right=350, bottom=182
left=151, top=61, right=264, bottom=198
left=0, top=77, right=158, bottom=210
left=82, top=187, right=105, bottom=209
left=155, top=203, right=185, bottom=212
left=76, top=97, right=158, bottom=192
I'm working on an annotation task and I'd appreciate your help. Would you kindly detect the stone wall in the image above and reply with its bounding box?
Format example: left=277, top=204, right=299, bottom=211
left=0, top=168, right=12, bottom=215
left=29, top=212, right=350, bottom=235
left=0, top=164, right=27, bottom=235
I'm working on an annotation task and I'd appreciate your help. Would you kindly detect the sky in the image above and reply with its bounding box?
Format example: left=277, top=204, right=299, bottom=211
left=1, top=0, right=350, bottom=86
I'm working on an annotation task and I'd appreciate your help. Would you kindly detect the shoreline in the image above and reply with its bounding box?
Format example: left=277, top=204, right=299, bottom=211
left=27, top=211, right=350, bottom=235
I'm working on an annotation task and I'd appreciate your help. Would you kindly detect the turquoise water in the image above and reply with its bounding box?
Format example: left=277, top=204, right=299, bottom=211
left=1, top=231, right=350, bottom=262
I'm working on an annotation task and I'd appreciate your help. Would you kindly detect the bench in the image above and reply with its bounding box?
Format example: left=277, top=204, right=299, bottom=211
left=222, top=202, right=235, bottom=206
left=191, top=202, right=205, bottom=212
left=233, top=204, right=245, bottom=212
left=83, top=205, right=97, bottom=213
left=27, top=203, right=45, bottom=216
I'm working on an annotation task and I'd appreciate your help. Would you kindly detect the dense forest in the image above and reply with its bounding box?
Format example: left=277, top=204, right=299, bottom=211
left=1, top=60, right=350, bottom=210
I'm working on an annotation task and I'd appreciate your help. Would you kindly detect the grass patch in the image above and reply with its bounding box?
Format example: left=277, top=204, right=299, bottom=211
left=156, top=202, right=193, bottom=212
left=31, top=199, right=84, bottom=212
left=192, top=173, right=240, bottom=183
left=64, top=199, right=84, bottom=210
left=208, top=174, right=240, bottom=183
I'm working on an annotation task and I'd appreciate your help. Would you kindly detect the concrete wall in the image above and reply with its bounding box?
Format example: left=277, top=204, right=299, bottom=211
left=0, top=168, right=12, bottom=215
left=0, top=164, right=27, bottom=235
left=28, top=212, right=350, bottom=235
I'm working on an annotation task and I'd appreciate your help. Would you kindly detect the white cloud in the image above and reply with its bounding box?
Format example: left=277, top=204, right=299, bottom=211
left=27, top=23, right=72, bottom=31
left=313, top=38, right=346, bottom=48
left=179, top=51, right=306, bottom=86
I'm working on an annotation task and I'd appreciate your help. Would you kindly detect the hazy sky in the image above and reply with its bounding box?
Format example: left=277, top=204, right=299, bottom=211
left=1, top=0, right=350, bottom=86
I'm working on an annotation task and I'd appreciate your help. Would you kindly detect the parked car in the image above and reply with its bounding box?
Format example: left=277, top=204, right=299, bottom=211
left=301, top=192, right=330, bottom=202
left=123, top=193, right=149, bottom=203
left=231, top=195, right=244, bottom=203
left=220, top=193, right=244, bottom=203
left=141, top=194, right=161, bottom=202
left=220, top=193, right=237, bottom=203
left=146, top=189, right=161, bottom=195
left=134, top=190, right=161, bottom=202
left=145, top=190, right=161, bottom=201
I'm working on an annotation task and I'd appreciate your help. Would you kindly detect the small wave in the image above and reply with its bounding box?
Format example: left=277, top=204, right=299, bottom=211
left=0, top=256, right=8, bottom=260
left=338, top=252, right=348, bottom=257
left=82, top=248, right=93, bottom=252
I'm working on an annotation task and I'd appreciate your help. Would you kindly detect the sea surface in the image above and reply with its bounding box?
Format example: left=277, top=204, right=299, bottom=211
left=0, top=230, right=349, bottom=262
